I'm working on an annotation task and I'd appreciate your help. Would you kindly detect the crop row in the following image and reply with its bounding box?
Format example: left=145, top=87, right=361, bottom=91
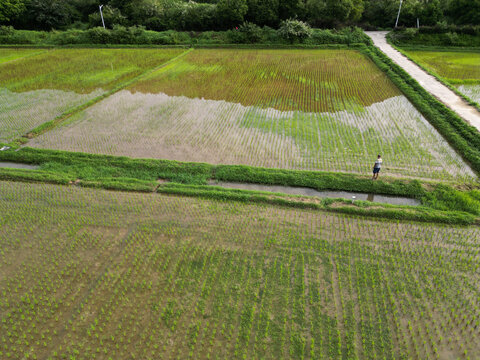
left=0, top=181, right=479, bottom=359
left=0, top=48, right=185, bottom=142
left=29, top=91, right=475, bottom=181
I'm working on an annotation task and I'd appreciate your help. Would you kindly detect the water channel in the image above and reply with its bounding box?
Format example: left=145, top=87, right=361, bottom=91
left=208, top=181, right=421, bottom=206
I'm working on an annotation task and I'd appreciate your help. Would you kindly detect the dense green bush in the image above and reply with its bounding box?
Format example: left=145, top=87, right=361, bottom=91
left=390, top=26, right=480, bottom=47
left=278, top=19, right=312, bottom=43
left=0, top=26, right=370, bottom=45
left=237, top=21, right=264, bottom=43
left=422, top=184, right=480, bottom=215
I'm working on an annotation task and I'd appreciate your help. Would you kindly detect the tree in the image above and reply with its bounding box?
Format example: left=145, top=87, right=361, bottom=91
left=216, top=0, right=248, bottom=29
left=88, top=5, right=127, bottom=28
left=278, top=18, right=312, bottom=42
left=26, top=0, right=74, bottom=30
left=447, top=0, right=480, bottom=25
left=278, top=0, right=304, bottom=21
left=417, top=0, right=443, bottom=26
left=0, top=0, right=26, bottom=23
left=361, top=0, right=399, bottom=27
left=245, top=0, right=279, bottom=27
left=307, top=0, right=364, bottom=27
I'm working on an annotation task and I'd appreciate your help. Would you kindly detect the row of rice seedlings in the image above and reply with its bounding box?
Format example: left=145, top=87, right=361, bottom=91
left=457, top=85, right=480, bottom=104
left=0, top=48, right=185, bottom=142
left=30, top=90, right=476, bottom=182
left=130, top=49, right=401, bottom=113
left=1, top=181, right=479, bottom=359
left=0, top=88, right=103, bottom=142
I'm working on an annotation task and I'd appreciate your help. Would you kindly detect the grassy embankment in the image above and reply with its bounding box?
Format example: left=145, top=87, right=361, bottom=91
left=0, top=146, right=478, bottom=225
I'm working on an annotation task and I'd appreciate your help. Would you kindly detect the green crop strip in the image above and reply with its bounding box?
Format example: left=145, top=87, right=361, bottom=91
left=401, top=51, right=480, bottom=84
left=0, top=48, right=186, bottom=93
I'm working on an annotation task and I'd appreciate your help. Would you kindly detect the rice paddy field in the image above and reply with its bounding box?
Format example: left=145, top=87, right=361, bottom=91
left=1, top=45, right=480, bottom=360
left=404, top=51, right=480, bottom=103
left=22, top=48, right=475, bottom=182
left=0, top=181, right=479, bottom=360
left=0, top=48, right=184, bottom=142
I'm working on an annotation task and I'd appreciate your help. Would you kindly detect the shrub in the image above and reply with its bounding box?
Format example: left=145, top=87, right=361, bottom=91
left=0, top=25, right=14, bottom=36
left=278, top=19, right=312, bottom=43
left=238, top=22, right=263, bottom=43
left=443, top=31, right=459, bottom=45
left=403, top=27, right=419, bottom=40
left=86, top=26, right=111, bottom=44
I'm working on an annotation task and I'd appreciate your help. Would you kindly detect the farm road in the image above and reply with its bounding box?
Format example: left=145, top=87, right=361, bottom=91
left=366, top=31, right=480, bottom=132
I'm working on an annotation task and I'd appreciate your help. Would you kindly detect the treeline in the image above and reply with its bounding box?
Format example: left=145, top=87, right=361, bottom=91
left=0, top=25, right=370, bottom=45
left=389, top=25, right=480, bottom=47
left=0, top=0, right=478, bottom=32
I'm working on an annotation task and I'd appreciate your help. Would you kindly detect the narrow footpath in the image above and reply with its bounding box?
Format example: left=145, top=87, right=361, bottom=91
left=366, top=31, right=480, bottom=132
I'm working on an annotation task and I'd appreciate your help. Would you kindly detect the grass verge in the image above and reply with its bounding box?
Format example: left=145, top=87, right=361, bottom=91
left=0, top=146, right=478, bottom=221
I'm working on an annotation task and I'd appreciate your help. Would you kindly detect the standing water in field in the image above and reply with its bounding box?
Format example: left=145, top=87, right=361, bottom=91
left=0, top=162, right=39, bottom=170
left=208, top=181, right=421, bottom=206
left=29, top=91, right=477, bottom=183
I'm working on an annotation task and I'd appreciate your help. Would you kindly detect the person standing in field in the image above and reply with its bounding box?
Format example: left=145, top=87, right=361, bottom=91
left=372, top=155, right=382, bottom=180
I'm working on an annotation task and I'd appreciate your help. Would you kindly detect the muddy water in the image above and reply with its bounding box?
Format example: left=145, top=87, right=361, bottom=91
left=209, top=181, right=421, bottom=206
left=0, top=162, right=39, bottom=170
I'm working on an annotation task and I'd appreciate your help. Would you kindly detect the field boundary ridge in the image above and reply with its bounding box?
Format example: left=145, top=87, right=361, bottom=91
left=0, top=146, right=479, bottom=224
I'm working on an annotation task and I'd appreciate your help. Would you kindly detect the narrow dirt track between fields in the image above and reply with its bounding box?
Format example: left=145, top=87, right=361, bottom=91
left=366, top=31, right=480, bottom=132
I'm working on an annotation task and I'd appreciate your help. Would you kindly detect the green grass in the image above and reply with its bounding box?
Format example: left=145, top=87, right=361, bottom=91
left=0, top=180, right=479, bottom=359
left=1, top=146, right=478, bottom=220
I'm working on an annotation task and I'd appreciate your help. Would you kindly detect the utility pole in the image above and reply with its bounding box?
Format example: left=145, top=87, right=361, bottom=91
left=99, top=5, right=106, bottom=29
left=395, top=0, right=403, bottom=28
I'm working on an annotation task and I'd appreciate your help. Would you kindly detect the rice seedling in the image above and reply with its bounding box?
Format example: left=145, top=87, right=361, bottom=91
left=29, top=92, right=475, bottom=182
left=0, top=48, right=46, bottom=64
left=458, top=84, right=480, bottom=104
left=404, top=50, right=480, bottom=103
left=0, top=180, right=479, bottom=359
left=0, top=48, right=185, bottom=142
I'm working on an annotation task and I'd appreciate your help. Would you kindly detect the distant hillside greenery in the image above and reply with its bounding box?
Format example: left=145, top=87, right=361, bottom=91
left=0, top=0, right=478, bottom=32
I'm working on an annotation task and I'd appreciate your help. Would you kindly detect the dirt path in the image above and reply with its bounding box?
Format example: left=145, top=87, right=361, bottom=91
left=365, top=31, right=480, bottom=132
